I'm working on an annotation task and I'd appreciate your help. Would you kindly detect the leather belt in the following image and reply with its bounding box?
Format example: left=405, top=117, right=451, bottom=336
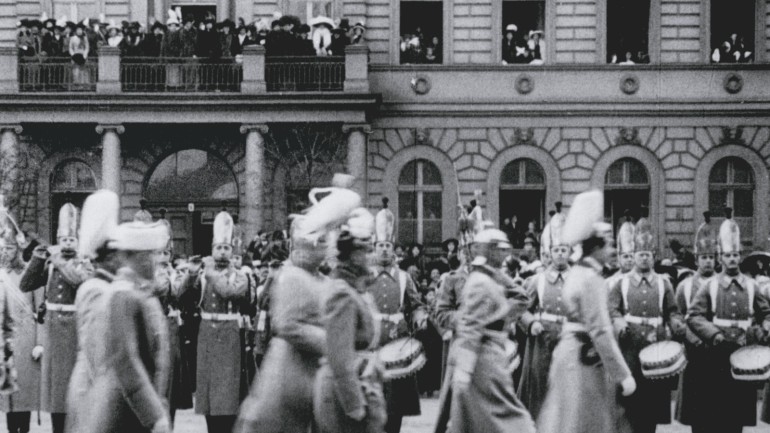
left=45, top=302, right=76, bottom=312
left=624, top=314, right=662, bottom=326
left=200, top=312, right=240, bottom=321
left=713, top=317, right=752, bottom=330
left=538, top=312, right=566, bottom=323
left=376, top=313, right=405, bottom=324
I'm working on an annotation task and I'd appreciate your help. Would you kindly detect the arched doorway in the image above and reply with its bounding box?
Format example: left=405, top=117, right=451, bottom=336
left=397, top=159, right=443, bottom=251
left=708, top=156, right=755, bottom=245
left=50, top=160, right=97, bottom=241
left=604, top=157, right=650, bottom=232
left=499, top=158, right=546, bottom=248
left=145, top=149, right=239, bottom=257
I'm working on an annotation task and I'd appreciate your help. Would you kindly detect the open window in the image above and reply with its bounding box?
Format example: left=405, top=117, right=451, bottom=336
left=284, top=0, right=335, bottom=26
left=710, top=0, right=754, bottom=63
left=606, top=0, right=651, bottom=64
left=501, top=0, right=546, bottom=64
left=400, top=1, right=443, bottom=64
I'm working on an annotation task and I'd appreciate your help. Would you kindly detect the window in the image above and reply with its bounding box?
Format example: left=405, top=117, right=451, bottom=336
left=606, top=0, right=651, bottom=64
left=501, top=0, right=546, bottom=64
left=400, top=1, right=443, bottom=64
left=710, top=0, right=754, bottom=63
left=285, top=0, right=334, bottom=26
left=709, top=157, right=754, bottom=241
left=50, top=160, right=97, bottom=241
left=146, top=149, right=238, bottom=203
left=499, top=159, right=546, bottom=247
left=398, top=159, right=443, bottom=247
left=604, top=158, right=650, bottom=232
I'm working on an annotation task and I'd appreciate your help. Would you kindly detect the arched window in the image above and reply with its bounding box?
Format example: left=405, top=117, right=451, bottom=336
left=50, top=160, right=97, bottom=241
left=499, top=158, right=545, bottom=247
left=604, top=157, right=650, bottom=232
left=709, top=157, right=754, bottom=242
left=145, top=149, right=239, bottom=257
left=398, top=159, right=442, bottom=248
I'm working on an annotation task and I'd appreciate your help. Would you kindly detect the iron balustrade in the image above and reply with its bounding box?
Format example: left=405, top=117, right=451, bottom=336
left=120, top=57, right=242, bottom=92
left=18, top=56, right=97, bottom=92
left=265, top=56, right=345, bottom=91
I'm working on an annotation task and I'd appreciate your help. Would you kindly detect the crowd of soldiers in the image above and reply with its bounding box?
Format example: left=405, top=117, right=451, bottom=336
left=1, top=173, right=770, bottom=433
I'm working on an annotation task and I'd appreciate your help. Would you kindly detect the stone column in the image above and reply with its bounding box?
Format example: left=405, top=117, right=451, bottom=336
left=96, top=124, right=125, bottom=193
left=0, top=125, right=23, bottom=219
left=240, top=124, right=269, bottom=244
left=342, top=124, right=371, bottom=202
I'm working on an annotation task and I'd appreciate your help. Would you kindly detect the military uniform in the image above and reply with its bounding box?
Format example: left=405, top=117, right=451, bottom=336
left=432, top=266, right=468, bottom=384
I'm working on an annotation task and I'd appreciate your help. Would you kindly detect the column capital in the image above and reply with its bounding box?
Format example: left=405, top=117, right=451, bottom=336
left=240, top=124, right=269, bottom=135
left=0, top=125, right=23, bottom=134
left=342, top=123, right=372, bottom=134
left=96, top=124, right=125, bottom=135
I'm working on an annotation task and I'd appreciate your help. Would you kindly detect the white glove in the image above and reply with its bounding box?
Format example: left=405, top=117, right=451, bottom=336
left=530, top=322, right=544, bottom=336
left=621, top=376, right=636, bottom=397
left=151, top=416, right=171, bottom=433
left=31, top=345, right=43, bottom=361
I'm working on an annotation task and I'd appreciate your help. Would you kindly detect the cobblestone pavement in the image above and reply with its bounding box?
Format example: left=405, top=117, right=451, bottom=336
left=5, top=398, right=770, bottom=432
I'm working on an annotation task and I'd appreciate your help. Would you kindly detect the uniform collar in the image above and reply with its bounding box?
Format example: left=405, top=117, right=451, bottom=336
left=720, top=272, right=748, bottom=290
left=631, top=270, right=654, bottom=286
left=546, top=266, right=568, bottom=284
left=373, top=265, right=398, bottom=281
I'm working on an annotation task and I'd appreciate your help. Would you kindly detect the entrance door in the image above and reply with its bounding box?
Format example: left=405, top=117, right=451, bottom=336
left=499, top=190, right=545, bottom=246
left=605, top=189, right=649, bottom=233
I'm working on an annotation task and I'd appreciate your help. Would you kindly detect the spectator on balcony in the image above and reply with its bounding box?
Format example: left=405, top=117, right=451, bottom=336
left=527, top=30, right=544, bottom=64
left=85, top=19, right=104, bottom=58
left=219, top=20, right=238, bottom=58
left=17, top=20, right=38, bottom=58
left=425, top=36, right=441, bottom=63
left=69, top=23, right=91, bottom=86
left=502, top=24, right=517, bottom=64
left=328, top=28, right=348, bottom=55
left=235, top=26, right=248, bottom=54
left=296, top=24, right=315, bottom=55
left=161, top=12, right=183, bottom=57
left=121, top=22, right=144, bottom=56
left=42, top=20, right=66, bottom=57
left=181, top=15, right=198, bottom=57
left=106, top=21, right=123, bottom=48
left=350, top=22, right=365, bottom=45
left=618, top=51, right=635, bottom=65
left=310, top=16, right=334, bottom=56
left=197, top=18, right=220, bottom=58
left=141, top=22, right=165, bottom=57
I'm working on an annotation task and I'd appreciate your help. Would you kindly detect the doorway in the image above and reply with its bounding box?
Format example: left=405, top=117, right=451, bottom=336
left=499, top=189, right=545, bottom=247
left=176, top=5, right=217, bottom=23
left=605, top=189, right=650, bottom=234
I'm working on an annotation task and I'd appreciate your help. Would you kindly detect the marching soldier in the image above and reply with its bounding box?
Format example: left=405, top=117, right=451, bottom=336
left=608, top=217, right=685, bottom=433
left=674, top=211, right=718, bottom=431
left=180, top=210, right=250, bottom=433
left=433, top=247, right=469, bottom=383
left=607, top=210, right=636, bottom=288
left=517, top=206, right=569, bottom=419
left=0, top=198, right=39, bottom=433
left=687, top=207, right=770, bottom=433
left=229, top=221, right=257, bottom=395
left=368, top=197, right=428, bottom=433
left=19, top=202, right=92, bottom=433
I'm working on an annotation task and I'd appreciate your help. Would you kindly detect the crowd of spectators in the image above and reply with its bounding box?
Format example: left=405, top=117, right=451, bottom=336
left=502, top=24, right=545, bottom=65
left=712, top=32, right=753, bottom=63
left=400, top=27, right=442, bottom=64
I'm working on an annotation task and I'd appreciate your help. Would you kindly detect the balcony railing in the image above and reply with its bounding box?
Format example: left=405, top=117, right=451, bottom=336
left=18, top=57, right=97, bottom=92
left=120, top=57, right=242, bottom=92
left=265, top=56, right=345, bottom=92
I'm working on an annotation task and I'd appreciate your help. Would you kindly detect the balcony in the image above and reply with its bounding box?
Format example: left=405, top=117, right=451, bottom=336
left=0, top=45, right=369, bottom=95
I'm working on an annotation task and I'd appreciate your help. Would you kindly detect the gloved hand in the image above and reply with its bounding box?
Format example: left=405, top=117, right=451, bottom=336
left=31, top=345, right=43, bottom=361
left=621, top=376, right=636, bottom=397
left=530, top=321, right=544, bottom=336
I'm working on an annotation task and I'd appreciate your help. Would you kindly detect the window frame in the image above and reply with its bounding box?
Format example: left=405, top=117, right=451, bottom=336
left=492, top=0, right=555, bottom=65
left=604, top=157, right=650, bottom=190
left=708, top=157, right=755, bottom=217
left=278, top=0, right=344, bottom=27
left=500, top=158, right=547, bottom=191
left=390, top=0, right=454, bottom=64
left=598, top=0, right=661, bottom=64
left=50, top=159, right=98, bottom=193
left=398, top=159, right=444, bottom=245
left=701, top=0, right=765, bottom=63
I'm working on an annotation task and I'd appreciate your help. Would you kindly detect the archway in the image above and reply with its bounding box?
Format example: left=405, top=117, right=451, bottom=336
left=49, top=159, right=97, bottom=241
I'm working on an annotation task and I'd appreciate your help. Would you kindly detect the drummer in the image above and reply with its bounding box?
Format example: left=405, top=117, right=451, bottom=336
left=367, top=197, right=428, bottom=433
left=608, top=218, right=685, bottom=433
left=687, top=207, right=770, bottom=433
left=607, top=209, right=636, bottom=289
left=674, top=211, right=718, bottom=430
left=517, top=203, right=569, bottom=419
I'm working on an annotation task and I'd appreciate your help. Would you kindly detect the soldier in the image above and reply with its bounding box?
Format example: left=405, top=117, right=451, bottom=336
left=607, top=210, right=636, bottom=288
left=518, top=206, right=569, bottom=419
left=687, top=207, right=770, bottom=433
left=179, top=210, right=250, bottom=433
left=0, top=199, right=40, bottom=433
left=674, top=211, right=717, bottom=432
left=19, top=202, right=92, bottom=433
left=432, top=246, right=469, bottom=383
left=439, top=227, right=535, bottom=433
left=82, top=220, right=171, bottom=433
left=608, top=218, right=685, bottom=433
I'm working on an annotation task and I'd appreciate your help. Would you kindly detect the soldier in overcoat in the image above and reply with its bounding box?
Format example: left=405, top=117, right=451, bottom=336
left=367, top=197, right=428, bottom=433
left=0, top=201, right=40, bottom=433
left=674, top=212, right=717, bottom=430
left=19, top=202, right=92, bottom=433
left=179, top=210, right=250, bottom=433
left=608, top=219, right=686, bottom=433
left=687, top=208, right=770, bottom=433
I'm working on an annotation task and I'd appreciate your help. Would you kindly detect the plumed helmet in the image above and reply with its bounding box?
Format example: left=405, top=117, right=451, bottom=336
left=213, top=211, right=234, bottom=246
left=563, top=190, right=605, bottom=245
left=694, top=211, right=717, bottom=255
left=57, top=202, right=79, bottom=239
left=718, top=207, right=741, bottom=254
left=375, top=197, right=395, bottom=244
left=78, top=190, right=119, bottom=258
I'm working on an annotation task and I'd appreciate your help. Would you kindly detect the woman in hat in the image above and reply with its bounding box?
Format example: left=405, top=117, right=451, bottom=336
left=527, top=30, right=545, bottom=64
left=219, top=20, right=238, bottom=58
left=106, top=21, right=123, bottom=48
left=502, top=24, right=517, bottom=64
left=350, top=22, right=366, bottom=45
left=68, top=24, right=90, bottom=86
left=314, top=207, right=387, bottom=433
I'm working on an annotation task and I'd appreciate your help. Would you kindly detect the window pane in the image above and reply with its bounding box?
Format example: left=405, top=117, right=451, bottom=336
left=523, top=159, right=545, bottom=185
left=709, top=189, right=728, bottom=214
left=399, top=191, right=417, bottom=219
left=285, top=0, right=333, bottom=26
left=627, top=160, right=649, bottom=184
left=399, top=161, right=418, bottom=185
left=398, top=220, right=417, bottom=246
left=733, top=189, right=753, bottom=217
left=146, top=150, right=237, bottom=201
left=400, top=1, right=444, bottom=64
left=605, top=160, right=624, bottom=185
left=731, top=159, right=753, bottom=184
left=423, top=192, right=442, bottom=219
left=52, top=161, right=96, bottom=191
left=501, top=1, right=546, bottom=64
left=421, top=161, right=442, bottom=185
left=710, top=0, right=755, bottom=64
left=607, top=0, right=651, bottom=63
left=501, top=161, right=520, bottom=185
left=709, top=159, right=728, bottom=183
left=423, top=220, right=442, bottom=247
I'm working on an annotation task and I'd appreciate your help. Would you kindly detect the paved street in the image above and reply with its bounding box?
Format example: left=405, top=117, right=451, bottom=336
left=4, top=397, right=770, bottom=432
